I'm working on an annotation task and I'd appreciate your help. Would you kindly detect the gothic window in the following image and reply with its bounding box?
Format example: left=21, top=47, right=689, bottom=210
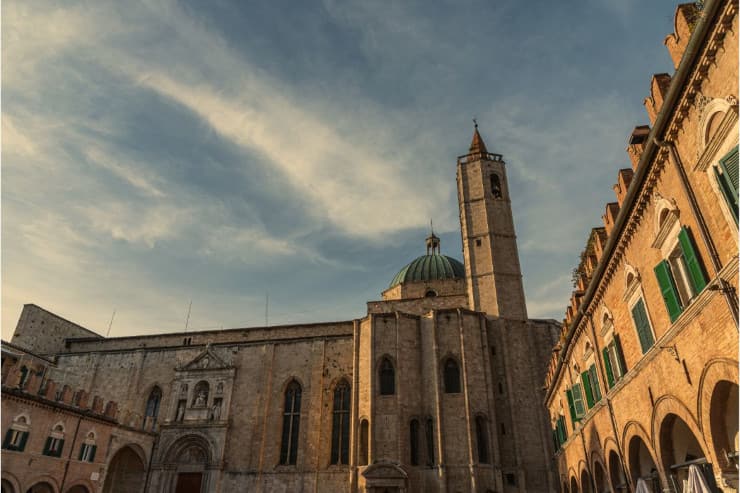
left=280, top=380, right=301, bottom=465
left=79, top=432, right=97, bottom=462
left=330, top=380, right=350, bottom=465
left=192, top=381, right=209, bottom=407
left=359, top=419, right=369, bottom=466
left=43, top=424, right=65, bottom=457
left=491, top=174, right=502, bottom=199
left=410, top=419, right=420, bottom=466
left=425, top=418, right=435, bottom=466
left=2, top=415, right=30, bottom=452
left=475, top=416, right=490, bottom=464
left=443, top=358, right=461, bottom=394
left=144, top=386, right=162, bottom=430
left=379, top=358, right=395, bottom=395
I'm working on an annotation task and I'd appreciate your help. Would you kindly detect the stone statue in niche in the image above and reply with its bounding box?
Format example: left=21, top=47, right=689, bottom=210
left=180, top=383, right=188, bottom=395
left=200, top=356, right=209, bottom=369
left=216, top=382, right=223, bottom=394
left=195, top=390, right=207, bottom=407
left=210, top=400, right=221, bottom=421
left=192, top=381, right=209, bottom=407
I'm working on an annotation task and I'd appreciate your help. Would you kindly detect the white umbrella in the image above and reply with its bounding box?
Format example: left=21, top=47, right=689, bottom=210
left=635, top=478, right=651, bottom=493
left=686, top=464, right=712, bottom=493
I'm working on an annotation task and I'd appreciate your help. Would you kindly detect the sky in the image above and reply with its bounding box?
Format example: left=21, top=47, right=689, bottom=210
left=2, top=0, right=680, bottom=339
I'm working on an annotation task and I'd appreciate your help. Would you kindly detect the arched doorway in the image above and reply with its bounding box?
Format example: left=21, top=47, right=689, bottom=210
left=160, top=435, right=213, bottom=493
left=628, top=436, right=659, bottom=492
left=659, top=413, right=717, bottom=492
left=608, top=450, right=627, bottom=492
left=593, top=461, right=607, bottom=492
left=65, top=487, right=89, bottom=493
left=580, top=469, right=592, bottom=493
left=709, top=380, right=738, bottom=479
left=25, top=484, right=54, bottom=493
left=2, top=479, right=16, bottom=493
left=102, top=446, right=146, bottom=493
left=570, top=475, right=579, bottom=493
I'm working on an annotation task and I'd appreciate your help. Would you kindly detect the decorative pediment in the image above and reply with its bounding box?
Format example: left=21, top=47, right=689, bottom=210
left=178, top=344, right=232, bottom=371
left=362, top=460, right=408, bottom=481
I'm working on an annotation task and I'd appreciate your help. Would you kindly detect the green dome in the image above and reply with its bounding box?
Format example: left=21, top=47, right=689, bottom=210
left=389, top=253, right=465, bottom=288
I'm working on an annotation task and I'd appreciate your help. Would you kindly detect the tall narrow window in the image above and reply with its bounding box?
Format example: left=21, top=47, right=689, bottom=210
left=144, top=386, right=162, bottom=430
left=581, top=364, right=601, bottom=409
left=602, top=335, right=627, bottom=389
left=2, top=416, right=29, bottom=452
left=410, top=419, right=420, bottom=465
left=331, top=380, right=351, bottom=465
left=280, top=380, right=302, bottom=465
left=491, top=174, right=502, bottom=198
left=443, top=358, right=461, bottom=393
left=79, top=432, right=97, bottom=462
left=42, top=424, right=65, bottom=457
left=425, top=418, right=435, bottom=466
left=654, top=227, right=707, bottom=322
left=379, top=358, right=395, bottom=395
left=630, top=298, right=655, bottom=353
left=359, top=420, right=369, bottom=466
left=475, top=416, right=490, bottom=464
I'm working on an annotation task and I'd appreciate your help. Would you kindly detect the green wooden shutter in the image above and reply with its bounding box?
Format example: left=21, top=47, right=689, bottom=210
left=89, top=445, right=97, bottom=462
left=566, top=389, right=577, bottom=425
left=56, top=439, right=65, bottom=457
left=715, top=165, right=739, bottom=223
left=719, top=146, right=739, bottom=197
left=79, top=444, right=85, bottom=461
left=614, top=334, right=628, bottom=375
left=589, top=364, right=601, bottom=402
left=558, top=417, right=567, bottom=444
left=43, top=437, right=52, bottom=455
left=18, top=432, right=28, bottom=452
left=603, top=347, right=615, bottom=388
left=572, top=384, right=586, bottom=417
left=631, top=299, right=656, bottom=353
left=678, top=227, right=707, bottom=294
left=581, top=371, right=594, bottom=409
left=654, top=261, right=682, bottom=322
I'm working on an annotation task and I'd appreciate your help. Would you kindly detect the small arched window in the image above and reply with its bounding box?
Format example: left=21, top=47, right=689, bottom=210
left=443, top=358, right=461, bottom=393
left=410, top=419, right=420, bottom=466
left=425, top=418, right=435, bottom=466
left=475, top=416, right=490, bottom=464
left=43, top=423, right=65, bottom=457
left=359, top=419, right=369, bottom=466
left=330, top=380, right=351, bottom=465
left=280, top=380, right=302, bottom=465
left=79, top=431, right=97, bottom=462
left=379, top=358, right=395, bottom=395
left=2, top=415, right=30, bottom=452
left=425, top=289, right=437, bottom=298
left=491, top=174, right=503, bottom=198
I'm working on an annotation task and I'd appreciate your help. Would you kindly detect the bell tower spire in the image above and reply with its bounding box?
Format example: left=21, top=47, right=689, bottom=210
left=456, top=123, right=528, bottom=320
left=426, top=220, right=440, bottom=255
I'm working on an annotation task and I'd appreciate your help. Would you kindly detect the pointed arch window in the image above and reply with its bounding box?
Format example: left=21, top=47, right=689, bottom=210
left=144, top=386, right=162, bottom=430
left=475, top=416, right=490, bottom=464
left=410, top=419, right=420, bottom=465
left=331, top=380, right=351, bottom=465
left=43, top=423, right=65, bottom=457
left=443, top=358, right=461, bottom=394
left=280, top=380, right=302, bottom=465
left=379, top=358, right=395, bottom=395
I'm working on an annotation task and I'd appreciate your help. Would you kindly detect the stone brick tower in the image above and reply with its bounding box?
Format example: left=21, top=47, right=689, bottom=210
left=457, top=124, right=528, bottom=320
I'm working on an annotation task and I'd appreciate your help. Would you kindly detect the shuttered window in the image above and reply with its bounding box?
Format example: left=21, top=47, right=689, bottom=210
left=678, top=227, right=707, bottom=295
left=602, top=347, right=615, bottom=388
left=567, top=385, right=586, bottom=421
left=2, top=430, right=28, bottom=452
left=603, top=335, right=628, bottom=390
left=719, top=146, right=739, bottom=197
left=588, top=364, right=601, bottom=403
left=43, top=437, right=64, bottom=457
left=654, top=260, right=682, bottom=322
left=631, top=298, right=655, bottom=353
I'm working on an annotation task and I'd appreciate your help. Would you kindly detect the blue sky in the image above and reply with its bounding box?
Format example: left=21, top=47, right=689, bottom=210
left=2, top=0, right=679, bottom=338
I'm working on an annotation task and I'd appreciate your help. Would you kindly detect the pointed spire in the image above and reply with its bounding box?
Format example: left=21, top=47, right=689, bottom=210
left=469, top=118, right=488, bottom=154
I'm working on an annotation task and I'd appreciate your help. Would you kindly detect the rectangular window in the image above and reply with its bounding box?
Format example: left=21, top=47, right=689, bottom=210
left=79, top=443, right=97, bottom=462
left=677, top=227, right=707, bottom=295
left=2, top=430, right=28, bottom=452
left=631, top=298, right=655, bottom=353
left=571, top=384, right=586, bottom=419
left=43, top=437, right=64, bottom=457
left=604, top=335, right=627, bottom=390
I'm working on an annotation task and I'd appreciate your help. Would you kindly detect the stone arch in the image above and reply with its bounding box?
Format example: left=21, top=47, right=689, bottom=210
left=102, top=444, right=147, bottom=493
left=622, top=421, right=660, bottom=484
left=580, top=467, right=592, bottom=493
left=698, top=358, right=739, bottom=476
left=600, top=305, right=614, bottom=330
left=63, top=480, right=95, bottom=493
left=440, top=354, right=461, bottom=394
left=623, top=263, right=639, bottom=293
left=1, top=472, right=21, bottom=493
left=651, top=394, right=710, bottom=470
left=653, top=196, right=679, bottom=237
left=163, top=434, right=213, bottom=465
left=23, top=477, right=59, bottom=493
left=569, top=474, right=579, bottom=493
left=656, top=411, right=713, bottom=492
left=699, top=97, right=732, bottom=148
left=606, top=447, right=627, bottom=492
left=159, top=434, right=214, bottom=493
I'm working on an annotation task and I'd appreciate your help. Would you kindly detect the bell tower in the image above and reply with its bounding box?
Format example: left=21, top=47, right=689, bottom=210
left=457, top=123, right=528, bottom=320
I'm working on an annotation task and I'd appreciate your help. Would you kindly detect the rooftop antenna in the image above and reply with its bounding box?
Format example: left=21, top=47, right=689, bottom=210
left=184, top=300, right=192, bottom=331
left=105, top=309, right=116, bottom=337
left=473, top=117, right=478, bottom=129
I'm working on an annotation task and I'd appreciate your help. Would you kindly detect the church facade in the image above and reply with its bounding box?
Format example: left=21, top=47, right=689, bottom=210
left=2, top=129, right=560, bottom=493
